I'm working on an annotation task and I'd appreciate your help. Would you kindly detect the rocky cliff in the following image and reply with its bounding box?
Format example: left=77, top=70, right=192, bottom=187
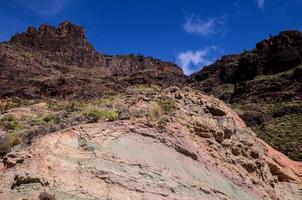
left=9, top=21, right=183, bottom=76
left=189, top=31, right=302, bottom=161
left=0, top=21, right=184, bottom=99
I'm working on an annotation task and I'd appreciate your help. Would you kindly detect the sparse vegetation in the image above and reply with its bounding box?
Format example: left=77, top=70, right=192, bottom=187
left=147, top=105, right=163, bottom=122
left=0, top=133, right=22, bottom=156
left=0, top=115, right=26, bottom=131
left=100, top=110, right=119, bottom=121
left=48, top=102, right=65, bottom=111
left=158, top=116, right=169, bottom=128
left=65, top=102, right=80, bottom=113
left=95, top=95, right=121, bottom=107
left=48, top=101, right=79, bottom=113
left=127, top=84, right=161, bottom=95
left=82, top=104, right=119, bottom=122
left=233, top=101, right=302, bottom=160
left=211, top=84, right=234, bottom=100
left=0, top=98, right=26, bottom=114
left=158, top=97, right=177, bottom=114
left=34, top=113, right=62, bottom=125
left=83, top=108, right=101, bottom=123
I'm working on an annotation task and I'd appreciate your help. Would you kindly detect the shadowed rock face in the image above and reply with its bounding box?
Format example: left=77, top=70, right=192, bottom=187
left=0, top=22, right=184, bottom=99
left=8, top=21, right=183, bottom=76
left=190, top=31, right=302, bottom=87
left=189, top=30, right=302, bottom=161
left=189, top=30, right=302, bottom=103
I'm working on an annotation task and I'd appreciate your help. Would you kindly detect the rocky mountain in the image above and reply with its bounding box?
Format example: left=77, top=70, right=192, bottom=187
left=0, top=22, right=302, bottom=199
left=0, top=21, right=184, bottom=99
left=189, top=31, right=302, bottom=161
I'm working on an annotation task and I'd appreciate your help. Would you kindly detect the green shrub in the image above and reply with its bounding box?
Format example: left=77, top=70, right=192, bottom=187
left=128, top=107, right=146, bottom=118
left=34, top=113, right=62, bottom=125
left=65, top=102, right=79, bottom=113
left=158, top=116, right=169, bottom=128
left=0, top=133, right=22, bottom=156
left=48, top=102, right=65, bottom=111
left=100, top=110, right=119, bottom=121
left=83, top=109, right=101, bottom=123
left=83, top=108, right=119, bottom=122
left=158, top=97, right=177, bottom=114
left=95, top=95, right=120, bottom=106
left=0, top=115, right=26, bottom=131
left=43, top=113, right=61, bottom=124
left=128, top=84, right=161, bottom=95
left=0, top=99, right=23, bottom=114
left=118, top=109, right=131, bottom=120
left=146, top=105, right=163, bottom=122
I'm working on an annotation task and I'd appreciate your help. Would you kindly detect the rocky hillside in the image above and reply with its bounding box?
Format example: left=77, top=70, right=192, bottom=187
left=0, top=21, right=184, bottom=99
left=0, top=22, right=302, bottom=199
left=189, top=31, right=302, bottom=161
left=0, top=86, right=302, bottom=199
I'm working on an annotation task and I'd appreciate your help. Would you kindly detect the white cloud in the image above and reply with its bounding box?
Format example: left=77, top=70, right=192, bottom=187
left=20, top=0, right=70, bottom=17
left=176, top=47, right=218, bottom=75
left=256, top=0, right=265, bottom=9
left=183, top=15, right=226, bottom=37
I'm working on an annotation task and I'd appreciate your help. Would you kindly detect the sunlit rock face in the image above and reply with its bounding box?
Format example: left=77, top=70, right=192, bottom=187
left=0, top=88, right=301, bottom=200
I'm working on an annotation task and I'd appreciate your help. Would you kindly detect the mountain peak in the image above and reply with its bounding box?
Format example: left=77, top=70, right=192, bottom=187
left=256, top=30, right=302, bottom=50
left=9, top=21, right=97, bottom=66
left=11, top=21, right=88, bottom=46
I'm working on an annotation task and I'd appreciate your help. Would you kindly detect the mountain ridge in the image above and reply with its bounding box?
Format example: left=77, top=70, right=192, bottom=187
left=189, top=30, right=302, bottom=161
left=8, top=21, right=183, bottom=76
left=1, top=22, right=301, bottom=160
left=0, top=21, right=184, bottom=99
left=0, top=21, right=301, bottom=200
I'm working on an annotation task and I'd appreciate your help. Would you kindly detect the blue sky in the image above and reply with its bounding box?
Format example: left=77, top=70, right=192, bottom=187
left=0, top=0, right=302, bottom=74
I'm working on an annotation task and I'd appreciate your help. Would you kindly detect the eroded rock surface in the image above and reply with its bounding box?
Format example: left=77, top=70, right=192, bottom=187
left=189, top=30, right=302, bottom=161
left=0, top=89, right=301, bottom=200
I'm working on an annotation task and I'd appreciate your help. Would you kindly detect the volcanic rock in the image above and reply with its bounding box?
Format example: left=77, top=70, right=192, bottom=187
left=190, top=30, right=302, bottom=161
left=0, top=88, right=301, bottom=199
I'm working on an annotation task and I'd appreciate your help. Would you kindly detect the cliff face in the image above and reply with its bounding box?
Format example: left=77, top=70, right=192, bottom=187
left=10, top=21, right=98, bottom=68
left=189, top=31, right=302, bottom=161
left=190, top=31, right=302, bottom=88
left=0, top=21, right=184, bottom=99
left=9, top=21, right=183, bottom=76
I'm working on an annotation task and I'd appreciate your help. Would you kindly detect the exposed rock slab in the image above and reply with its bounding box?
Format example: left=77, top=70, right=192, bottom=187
left=0, top=88, right=301, bottom=200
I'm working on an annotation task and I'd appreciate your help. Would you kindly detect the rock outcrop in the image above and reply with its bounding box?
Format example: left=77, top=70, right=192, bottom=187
left=10, top=21, right=98, bottom=68
left=189, top=30, right=302, bottom=161
left=190, top=31, right=302, bottom=88
left=10, top=21, right=183, bottom=76
left=0, top=21, right=184, bottom=99
left=0, top=88, right=301, bottom=199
